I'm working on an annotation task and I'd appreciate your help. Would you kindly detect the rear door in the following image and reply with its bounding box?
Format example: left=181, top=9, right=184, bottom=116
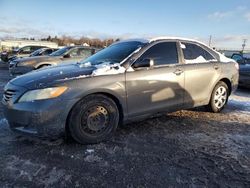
left=126, top=41, right=185, bottom=117
left=180, top=42, right=220, bottom=107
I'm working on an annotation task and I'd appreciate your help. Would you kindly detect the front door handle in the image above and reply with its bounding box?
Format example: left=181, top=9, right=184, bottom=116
left=173, top=69, right=183, bottom=75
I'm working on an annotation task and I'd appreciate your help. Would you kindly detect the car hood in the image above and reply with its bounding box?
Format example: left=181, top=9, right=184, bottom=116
left=15, top=55, right=61, bottom=63
left=10, top=64, right=95, bottom=89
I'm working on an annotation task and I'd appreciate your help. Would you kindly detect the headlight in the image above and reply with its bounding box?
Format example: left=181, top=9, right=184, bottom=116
left=19, top=86, right=68, bottom=102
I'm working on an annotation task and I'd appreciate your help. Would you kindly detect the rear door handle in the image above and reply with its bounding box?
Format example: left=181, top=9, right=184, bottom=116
left=173, top=69, right=183, bottom=75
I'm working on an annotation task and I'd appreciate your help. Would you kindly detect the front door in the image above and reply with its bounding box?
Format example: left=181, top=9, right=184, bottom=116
left=125, top=41, right=185, bottom=117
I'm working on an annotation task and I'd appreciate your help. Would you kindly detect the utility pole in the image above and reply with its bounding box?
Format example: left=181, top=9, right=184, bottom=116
left=242, top=39, right=247, bottom=53
left=209, top=35, right=212, bottom=47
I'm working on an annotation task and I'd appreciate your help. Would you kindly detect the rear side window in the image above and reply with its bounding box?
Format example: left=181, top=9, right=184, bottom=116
left=31, top=46, right=41, bottom=51
left=78, top=48, right=92, bottom=59
left=182, top=43, right=215, bottom=63
left=141, top=42, right=178, bottom=66
left=44, top=49, right=53, bottom=55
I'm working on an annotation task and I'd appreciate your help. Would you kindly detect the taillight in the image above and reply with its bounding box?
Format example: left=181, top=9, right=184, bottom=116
left=234, top=62, right=239, bottom=70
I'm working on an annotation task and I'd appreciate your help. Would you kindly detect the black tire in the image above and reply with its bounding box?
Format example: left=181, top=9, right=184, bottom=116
left=207, top=81, right=229, bottom=113
left=68, top=94, right=119, bottom=144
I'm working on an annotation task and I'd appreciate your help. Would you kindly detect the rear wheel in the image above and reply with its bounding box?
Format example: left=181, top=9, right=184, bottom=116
left=68, top=94, right=119, bottom=144
left=208, top=81, right=229, bottom=113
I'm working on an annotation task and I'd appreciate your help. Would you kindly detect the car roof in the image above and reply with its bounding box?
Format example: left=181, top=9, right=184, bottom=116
left=114, top=36, right=207, bottom=46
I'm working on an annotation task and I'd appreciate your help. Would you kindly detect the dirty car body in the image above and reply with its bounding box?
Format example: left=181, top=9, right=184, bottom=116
left=9, top=46, right=96, bottom=76
left=2, top=37, right=239, bottom=144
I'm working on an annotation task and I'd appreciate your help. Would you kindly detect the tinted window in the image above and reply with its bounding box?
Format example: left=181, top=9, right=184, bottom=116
left=50, top=47, right=71, bottom=56
left=141, top=42, right=178, bottom=66
left=43, top=49, right=52, bottom=55
left=182, top=43, right=215, bottom=63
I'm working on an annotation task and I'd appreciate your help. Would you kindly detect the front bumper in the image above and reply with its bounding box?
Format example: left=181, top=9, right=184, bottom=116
left=2, top=94, right=78, bottom=138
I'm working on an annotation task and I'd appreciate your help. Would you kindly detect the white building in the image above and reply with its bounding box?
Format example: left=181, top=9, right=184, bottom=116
left=0, top=39, right=58, bottom=51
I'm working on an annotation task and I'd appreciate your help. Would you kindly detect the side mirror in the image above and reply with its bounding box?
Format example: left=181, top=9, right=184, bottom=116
left=236, top=59, right=245, bottom=64
left=133, top=58, right=153, bottom=69
left=63, top=54, right=71, bottom=58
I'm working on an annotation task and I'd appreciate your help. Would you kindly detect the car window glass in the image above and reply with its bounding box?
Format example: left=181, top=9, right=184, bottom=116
left=78, top=48, right=92, bottom=59
left=181, top=42, right=216, bottom=64
left=140, top=42, right=178, bottom=66
left=19, top=46, right=31, bottom=54
left=231, top=54, right=243, bottom=61
left=68, top=48, right=79, bottom=57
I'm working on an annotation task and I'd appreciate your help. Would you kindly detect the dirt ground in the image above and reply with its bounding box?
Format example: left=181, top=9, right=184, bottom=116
left=0, top=62, right=250, bottom=187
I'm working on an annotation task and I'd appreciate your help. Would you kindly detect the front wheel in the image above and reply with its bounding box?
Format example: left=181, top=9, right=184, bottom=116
left=68, top=94, right=119, bottom=144
left=207, top=81, right=229, bottom=113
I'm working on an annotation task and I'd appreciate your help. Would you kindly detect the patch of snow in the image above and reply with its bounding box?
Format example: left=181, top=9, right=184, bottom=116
left=58, top=74, right=89, bottom=81
left=216, top=52, right=236, bottom=63
left=185, top=56, right=209, bottom=64
left=92, top=63, right=126, bottom=76
left=180, top=43, right=186, bottom=49
left=85, top=149, right=94, bottom=154
left=79, top=62, right=91, bottom=68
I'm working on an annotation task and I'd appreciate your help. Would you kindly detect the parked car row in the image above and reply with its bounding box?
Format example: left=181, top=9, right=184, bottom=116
left=2, top=37, right=239, bottom=144
left=9, top=46, right=97, bottom=75
left=1, top=45, right=48, bottom=63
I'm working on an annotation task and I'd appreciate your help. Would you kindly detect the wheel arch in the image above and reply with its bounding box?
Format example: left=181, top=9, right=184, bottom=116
left=219, top=78, right=232, bottom=95
left=207, top=77, right=232, bottom=105
left=65, top=91, right=125, bottom=138
left=34, top=62, right=53, bottom=69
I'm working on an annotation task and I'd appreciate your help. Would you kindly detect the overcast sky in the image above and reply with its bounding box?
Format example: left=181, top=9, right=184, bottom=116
left=0, top=0, right=249, bottom=49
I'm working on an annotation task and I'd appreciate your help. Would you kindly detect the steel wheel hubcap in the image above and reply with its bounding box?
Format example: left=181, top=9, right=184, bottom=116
left=214, top=86, right=227, bottom=109
left=81, top=106, right=109, bottom=134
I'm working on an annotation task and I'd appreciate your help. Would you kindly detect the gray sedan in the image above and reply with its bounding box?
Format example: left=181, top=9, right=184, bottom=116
left=2, top=37, right=239, bottom=144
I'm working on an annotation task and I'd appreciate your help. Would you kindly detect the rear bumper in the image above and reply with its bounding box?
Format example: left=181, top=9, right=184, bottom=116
left=2, top=97, right=78, bottom=138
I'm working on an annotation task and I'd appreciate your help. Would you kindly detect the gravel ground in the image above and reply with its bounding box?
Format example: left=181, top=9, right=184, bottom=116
left=0, top=62, right=250, bottom=187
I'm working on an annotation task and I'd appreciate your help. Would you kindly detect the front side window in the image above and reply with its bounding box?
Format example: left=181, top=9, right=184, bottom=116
left=19, top=46, right=31, bottom=54
left=182, top=43, right=216, bottom=63
left=140, top=42, right=178, bottom=66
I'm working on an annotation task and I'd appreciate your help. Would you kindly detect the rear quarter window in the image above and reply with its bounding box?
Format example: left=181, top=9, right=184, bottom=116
left=182, top=43, right=216, bottom=63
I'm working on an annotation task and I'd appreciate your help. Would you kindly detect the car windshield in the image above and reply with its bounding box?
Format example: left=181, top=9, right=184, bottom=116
left=80, top=41, right=146, bottom=65
left=30, top=48, right=44, bottom=56
left=50, top=47, right=71, bottom=56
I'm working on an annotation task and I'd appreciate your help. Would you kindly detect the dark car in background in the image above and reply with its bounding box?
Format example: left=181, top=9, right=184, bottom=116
left=9, top=46, right=96, bottom=75
left=29, top=48, right=58, bottom=57
left=231, top=53, right=250, bottom=87
left=1, top=45, right=46, bottom=63
left=2, top=37, right=239, bottom=144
